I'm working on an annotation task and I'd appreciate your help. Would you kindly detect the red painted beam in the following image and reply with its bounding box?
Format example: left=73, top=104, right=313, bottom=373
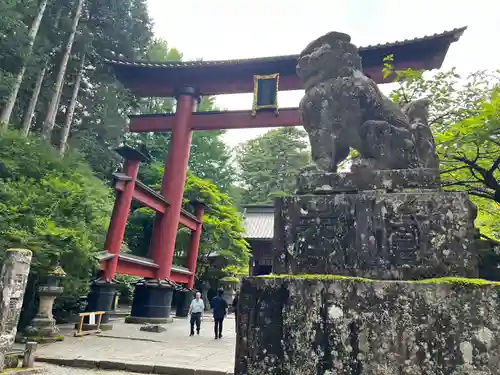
left=115, top=180, right=199, bottom=231
left=178, top=214, right=198, bottom=230
left=115, top=260, right=156, bottom=278
left=129, top=108, right=302, bottom=133
left=128, top=74, right=301, bottom=97
left=116, top=180, right=167, bottom=213
left=116, top=60, right=430, bottom=97
left=102, top=258, right=191, bottom=284
left=170, top=272, right=191, bottom=284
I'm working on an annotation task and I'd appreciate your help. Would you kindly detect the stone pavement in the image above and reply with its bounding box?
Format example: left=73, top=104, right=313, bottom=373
left=35, top=316, right=236, bottom=374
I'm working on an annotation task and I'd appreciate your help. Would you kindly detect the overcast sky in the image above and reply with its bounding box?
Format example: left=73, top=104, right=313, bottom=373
left=147, top=0, right=500, bottom=147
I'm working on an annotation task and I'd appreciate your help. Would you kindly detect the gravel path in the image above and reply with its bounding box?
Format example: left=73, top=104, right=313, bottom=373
left=41, top=363, right=146, bottom=374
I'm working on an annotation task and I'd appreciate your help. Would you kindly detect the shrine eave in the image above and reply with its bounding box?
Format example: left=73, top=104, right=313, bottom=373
left=106, top=27, right=466, bottom=97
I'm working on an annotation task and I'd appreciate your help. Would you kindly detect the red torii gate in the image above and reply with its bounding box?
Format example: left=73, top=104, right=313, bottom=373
left=89, top=27, right=466, bottom=324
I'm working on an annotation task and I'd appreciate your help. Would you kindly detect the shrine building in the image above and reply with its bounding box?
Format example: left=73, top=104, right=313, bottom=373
left=241, top=205, right=275, bottom=276
left=90, top=27, right=466, bottom=324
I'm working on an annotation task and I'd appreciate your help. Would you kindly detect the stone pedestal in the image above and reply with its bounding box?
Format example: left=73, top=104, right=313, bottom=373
left=125, top=279, right=174, bottom=324
left=202, top=281, right=211, bottom=311
left=235, top=277, right=500, bottom=375
left=274, top=186, right=478, bottom=280
left=236, top=169, right=485, bottom=374
left=23, top=285, right=63, bottom=342
left=220, top=279, right=240, bottom=313
left=0, top=249, right=32, bottom=370
left=296, top=168, right=441, bottom=194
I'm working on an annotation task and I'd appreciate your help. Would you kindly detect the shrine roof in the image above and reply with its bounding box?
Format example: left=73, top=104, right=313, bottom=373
left=242, top=205, right=274, bottom=240
left=106, top=27, right=466, bottom=97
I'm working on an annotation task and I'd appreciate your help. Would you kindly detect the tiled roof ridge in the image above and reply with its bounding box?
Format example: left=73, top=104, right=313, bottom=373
left=104, top=26, right=466, bottom=69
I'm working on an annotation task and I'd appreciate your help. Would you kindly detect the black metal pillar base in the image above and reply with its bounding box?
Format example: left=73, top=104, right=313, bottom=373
left=125, top=279, right=174, bottom=324
left=85, top=279, right=116, bottom=324
left=176, top=290, right=194, bottom=318
left=74, top=279, right=116, bottom=331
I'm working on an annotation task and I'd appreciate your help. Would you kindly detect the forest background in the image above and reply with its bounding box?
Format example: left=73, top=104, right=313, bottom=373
left=0, top=0, right=499, bottom=325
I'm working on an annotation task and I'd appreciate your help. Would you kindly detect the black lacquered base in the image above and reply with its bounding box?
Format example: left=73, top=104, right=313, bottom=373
left=84, top=279, right=116, bottom=324
left=175, top=290, right=194, bottom=318
left=126, top=279, right=174, bottom=324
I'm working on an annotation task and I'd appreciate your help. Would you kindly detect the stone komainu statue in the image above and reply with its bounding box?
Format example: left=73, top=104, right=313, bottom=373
left=297, top=32, right=437, bottom=172
left=403, top=98, right=440, bottom=169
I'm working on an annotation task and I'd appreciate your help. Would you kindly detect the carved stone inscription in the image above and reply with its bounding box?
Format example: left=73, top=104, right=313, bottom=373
left=0, top=249, right=32, bottom=371
left=274, top=192, right=477, bottom=279
left=387, top=213, right=419, bottom=265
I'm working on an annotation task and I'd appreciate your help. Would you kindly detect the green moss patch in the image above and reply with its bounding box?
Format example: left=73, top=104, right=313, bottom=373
left=22, top=335, right=64, bottom=343
left=221, top=276, right=240, bottom=282
left=257, top=274, right=500, bottom=286
left=414, top=277, right=500, bottom=286
left=2, top=368, right=45, bottom=374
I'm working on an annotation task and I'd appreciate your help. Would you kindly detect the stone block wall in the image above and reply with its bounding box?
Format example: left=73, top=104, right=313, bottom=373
left=274, top=191, right=478, bottom=279
left=235, top=277, right=500, bottom=375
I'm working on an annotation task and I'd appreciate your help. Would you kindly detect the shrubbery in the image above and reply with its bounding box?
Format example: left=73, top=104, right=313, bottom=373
left=0, top=131, right=113, bottom=303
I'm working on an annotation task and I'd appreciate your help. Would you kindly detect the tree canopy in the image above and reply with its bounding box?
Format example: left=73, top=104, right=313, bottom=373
left=0, top=131, right=112, bottom=295
left=387, top=65, right=500, bottom=240
left=0, top=1, right=249, bottom=318
left=235, top=127, right=311, bottom=205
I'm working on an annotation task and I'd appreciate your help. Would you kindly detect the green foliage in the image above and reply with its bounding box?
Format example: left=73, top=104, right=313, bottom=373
left=386, top=64, right=500, bottom=240
left=220, top=276, right=240, bottom=282
left=114, top=274, right=140, bottom=304
left=236, top=127, right=311, bottom=204
left=128, top=130, right=236, bottom=193
left=222, top=263, right=249, bottom=278
left=0, top=0, right=33, bottom=102
left=0, top=0, right=153, bottom=176
left=0, top=131, right=113, bottom=296
left=437, top=89, right=500, bottom=200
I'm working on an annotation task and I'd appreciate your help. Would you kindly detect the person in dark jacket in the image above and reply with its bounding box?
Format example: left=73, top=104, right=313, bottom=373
left=232, top=290, right=239, bottom=328
left=211, top=288, right=228, bottom=339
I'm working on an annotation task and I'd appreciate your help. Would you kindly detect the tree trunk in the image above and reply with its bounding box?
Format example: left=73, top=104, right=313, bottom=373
left=59, top=50, right=86, bottom=155
left=41, top=0, right=84, bottom=141
left=21, top=65, right=47, bottom=136
left=0, top=0, right=49, bottom=132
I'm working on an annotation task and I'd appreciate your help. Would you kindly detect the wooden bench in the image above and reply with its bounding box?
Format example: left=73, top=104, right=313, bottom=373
left=74, top=311, right=105, bottom=337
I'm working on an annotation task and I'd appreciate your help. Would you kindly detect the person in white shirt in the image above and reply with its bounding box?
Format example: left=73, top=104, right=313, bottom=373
left=188, top=291, right=204, bottom=336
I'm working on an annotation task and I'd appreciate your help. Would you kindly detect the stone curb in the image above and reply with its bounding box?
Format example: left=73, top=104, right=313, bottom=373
left=96, top=334, right=163, bottom=343
left=36, top=356, right=233, bottom=374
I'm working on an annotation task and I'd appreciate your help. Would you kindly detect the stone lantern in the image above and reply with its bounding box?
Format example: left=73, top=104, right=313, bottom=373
left=219, top=276, right=240, bottom=312
left=23, top=264, right=66, bottom=342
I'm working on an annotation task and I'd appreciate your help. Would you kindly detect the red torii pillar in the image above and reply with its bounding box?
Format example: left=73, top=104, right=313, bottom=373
left=86, top=146, right=148, bottom=325
left=125, top=87, right=203, bottom=324
left=149, top=87, right=199, bottom=281
left=186, top=201, right=206, bottom=288
left=102, top=147, right=146, bottom=281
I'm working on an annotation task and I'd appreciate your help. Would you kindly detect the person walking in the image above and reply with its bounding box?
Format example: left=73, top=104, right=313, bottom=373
left=188, top=291, right=204, bottom=336
left=232, top=290, right=239, bottom=329
left=211, top=288, right=228, bottom=339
